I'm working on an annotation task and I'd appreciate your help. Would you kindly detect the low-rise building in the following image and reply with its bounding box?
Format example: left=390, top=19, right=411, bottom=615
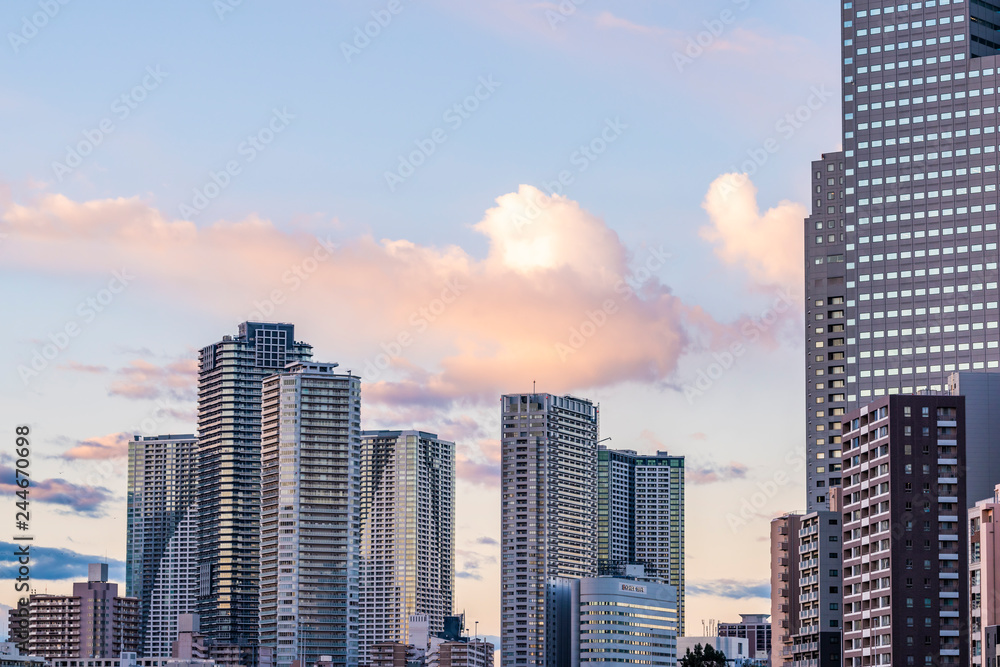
left=677, top=637, right=750, bottom=666
left=0, top=642, right=45, bottom=667
left=718, top=614, right=771, bottom=662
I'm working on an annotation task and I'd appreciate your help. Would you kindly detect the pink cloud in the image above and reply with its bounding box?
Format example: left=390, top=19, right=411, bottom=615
left=59, top=362, right=109, bottom=374
left=3, top=186, right=741, bottom=407
left=701, top=173, right=806, bottom=298
left=62, top=432, right=131, bottom=460
left=108, top=358, right=198, bottom=401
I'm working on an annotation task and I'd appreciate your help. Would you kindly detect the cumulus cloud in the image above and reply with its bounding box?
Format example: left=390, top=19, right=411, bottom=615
left=688, top=579, right=770, bottom=600
left=0, top=465, right=111, bottom=514
left=3, top=186, right=736, bottom=412
left=701, top=173, right=807, bottom=296
left=0, top=542, right=124, bottom=582
left=62, top=432, right=131, bottom=460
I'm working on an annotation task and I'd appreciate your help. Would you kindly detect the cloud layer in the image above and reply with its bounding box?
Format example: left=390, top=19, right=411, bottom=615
left=0, top=542, right=124, bottom=582
left=4, top=185, right=735, bottom=412
left=0, top=465, right=111, bottom=514
left=688, top=579, right=770, bottom=600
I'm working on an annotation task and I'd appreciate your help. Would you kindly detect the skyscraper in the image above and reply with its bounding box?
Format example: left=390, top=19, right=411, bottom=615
left=596, top=447, right=685, bottom=635
left=805, top=152, right=849, bottom=513
left=126, top=434, right=199, bottom=657
left=838, top=4, right=1000, bottom=398
left=258, top=361, right=362, bottom=667
left=499, top=392, right=599, bottom=667
left=359, top=430, right=455, bottom=663
left=840, top=394, right=968, bottom=667
left=197, top=322, right=312, bottom=662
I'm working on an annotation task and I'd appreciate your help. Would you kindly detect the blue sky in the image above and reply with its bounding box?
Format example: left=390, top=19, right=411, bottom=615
left=1, top=0, right=842, bottom=639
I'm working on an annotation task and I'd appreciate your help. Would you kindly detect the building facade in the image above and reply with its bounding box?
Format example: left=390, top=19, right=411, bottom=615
left=258, top=361, right=361, bottom=667
left=596, top=447, right=685, bottom=635
left=834, top=3, right=1000, bottom=400
left=359, top=430, right=455, bottom=662
left=196, top=322, right=312, bottom=661
left=126, top=434, right=200, bottom=657
left=578, top=573, right=678, bottom=667
left=770, top=514, right=801, bottom=667
left=841, top=395, right=968, bottom=667
left=500, top=393, right=599, bottom=666
left=718, top=614, right=771, bottom=663
left=971, top=483, right=1000, bottom=667
left=770, top=512, right=842, bottom=667
left=805, top=151, right=849, bottom=513
left=18, top=564, right=139, bottom=660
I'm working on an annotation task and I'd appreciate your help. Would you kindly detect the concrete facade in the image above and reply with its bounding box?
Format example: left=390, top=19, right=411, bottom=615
left=499, top=393, right=598, bottom=666
left=841, top=395, right=968, bottom=667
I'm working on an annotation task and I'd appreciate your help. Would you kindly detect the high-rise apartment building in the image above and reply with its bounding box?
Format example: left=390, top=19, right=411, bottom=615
left=805, top=152, right=849, bottom=512
left=769, top=512, right=842, bottom=667
left=196, top=322, right=312, bottom=661
left=970, top=483, right=1000, bottom=667
left=359, top=430, right=455, bottom=662
left=840, top=395, right=968, bottom=667
left=596, top=447, right=685, bottom=635
left=126, top=434, right=199, bottom=657
left=18, top=564, right=139, bottom=660
left=499, top=393, right=599, bottom=667
left=258, top=361, right=361, bottom=667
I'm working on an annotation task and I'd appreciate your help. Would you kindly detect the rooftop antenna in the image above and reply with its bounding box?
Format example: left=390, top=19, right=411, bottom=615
left=533, top=380, right=536, bottom=394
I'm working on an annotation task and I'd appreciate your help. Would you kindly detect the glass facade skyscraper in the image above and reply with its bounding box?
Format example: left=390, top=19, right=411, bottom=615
left=358, top=430, right=455, bottom=663
left=196, top=322, right=312, bottom=663
left=126, top=433, right=199, bottom=657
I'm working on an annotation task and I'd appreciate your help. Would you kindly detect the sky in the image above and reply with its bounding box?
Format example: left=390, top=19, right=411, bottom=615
left=0, top=0, right=843, bottom=642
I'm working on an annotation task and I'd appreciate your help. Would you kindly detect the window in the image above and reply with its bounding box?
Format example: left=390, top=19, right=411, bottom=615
left=922, top=407, right=930, bottom=417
